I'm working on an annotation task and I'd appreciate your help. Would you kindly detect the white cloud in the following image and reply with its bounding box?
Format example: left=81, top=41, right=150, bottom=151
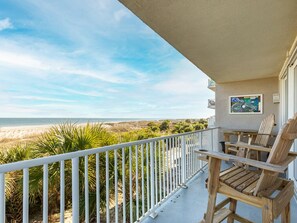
left=60, top=87, right=103, bottom=97
left=114, top=9, right=130, bottom=22
left=0, top=46, right=146, bottom=84
left=12, top=95, right=75, bottom=103
left=0, top=51, right=45, bottom=70
left=154, top=59, right=210, bottom=95
left=0, top=18, right=13, bottom=31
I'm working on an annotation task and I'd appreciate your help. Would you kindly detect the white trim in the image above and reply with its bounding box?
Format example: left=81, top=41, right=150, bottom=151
left=279, top=35, right=297, bottom=79
left=287, top=57, right=297, bottom=187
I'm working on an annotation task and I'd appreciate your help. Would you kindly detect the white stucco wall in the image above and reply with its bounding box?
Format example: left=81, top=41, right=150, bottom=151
left=215, top=77, right=279, bottom=142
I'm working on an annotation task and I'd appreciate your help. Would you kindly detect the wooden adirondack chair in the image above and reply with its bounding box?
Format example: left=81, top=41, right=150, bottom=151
left=225, top=114, right=276, bottom=160
left=196, top=114, right=297, bottom=223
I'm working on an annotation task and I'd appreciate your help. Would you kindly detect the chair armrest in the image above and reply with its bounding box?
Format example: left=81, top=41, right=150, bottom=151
left=226, top=143, right=297, bottom=157
left=247, top=133, right=276, bottom=137
left=194, top=149, right=288, bottom=173
left=225, top=142, right=271, bottom=152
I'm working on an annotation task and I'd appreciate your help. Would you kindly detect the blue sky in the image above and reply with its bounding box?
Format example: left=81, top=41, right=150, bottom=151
left=0, top=0, right=214, bottom=118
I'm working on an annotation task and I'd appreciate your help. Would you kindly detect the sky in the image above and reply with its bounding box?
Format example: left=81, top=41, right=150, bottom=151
left=0, top=0, right=214, bottom=119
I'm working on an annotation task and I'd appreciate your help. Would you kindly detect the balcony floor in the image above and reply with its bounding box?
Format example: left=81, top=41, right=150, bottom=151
left=143, top=165, right=297, bottom=223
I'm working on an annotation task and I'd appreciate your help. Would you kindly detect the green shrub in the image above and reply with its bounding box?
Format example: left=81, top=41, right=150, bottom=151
left=147, top=122, right=160, bottom=132
left=159, top=120, right=170, bottom=131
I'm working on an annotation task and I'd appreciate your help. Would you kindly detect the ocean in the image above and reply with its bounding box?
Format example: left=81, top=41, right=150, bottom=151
left=0, top=118, right=149, bottom=128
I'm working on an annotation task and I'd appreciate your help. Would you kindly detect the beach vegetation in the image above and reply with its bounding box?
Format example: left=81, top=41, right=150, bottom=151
left=159, top=120, right=170, bottom=132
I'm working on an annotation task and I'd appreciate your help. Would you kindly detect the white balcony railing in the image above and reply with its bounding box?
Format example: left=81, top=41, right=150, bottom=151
left=0, top=128, right=219, bottom=223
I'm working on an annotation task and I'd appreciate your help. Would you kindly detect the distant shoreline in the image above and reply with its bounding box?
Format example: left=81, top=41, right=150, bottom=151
left=0, top=118, right=155, bottom=128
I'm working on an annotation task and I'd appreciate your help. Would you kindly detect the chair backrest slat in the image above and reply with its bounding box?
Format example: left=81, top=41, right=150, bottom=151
left=254, top=114, right=275, bottom=146
left=254, top=113, right=297, bottom=195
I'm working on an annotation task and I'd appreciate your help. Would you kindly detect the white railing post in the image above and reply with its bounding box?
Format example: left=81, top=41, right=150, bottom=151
left=23, top=168, right=29, bottom=223
left=149, top=142, right=157, bottom=218
left=43, top=164, right=48, bottom=223
left=60, top=161, right=65, bottom=223
left=72, top=157, right=79, bottom=223
left=200, top=131, right=203, bottom=149
left=181, top=135, right=188, bottom=188
left=0, top=173, right=5, bottom=223
left=211, top=129, right=214, bottom=151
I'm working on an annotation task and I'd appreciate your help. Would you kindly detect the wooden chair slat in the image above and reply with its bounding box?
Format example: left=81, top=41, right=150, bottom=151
left=242, top=180, right=258, bottom=195
left=220, top=168, right=245, bottom=181
left=219, top=166, right=239, bottom=177
left=224, top=170, right=250, bottom=185
left=230, top=172, right=257, bottom=188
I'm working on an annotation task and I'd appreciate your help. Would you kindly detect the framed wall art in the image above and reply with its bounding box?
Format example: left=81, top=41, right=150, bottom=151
left=229, top=94, right=263, bottom=114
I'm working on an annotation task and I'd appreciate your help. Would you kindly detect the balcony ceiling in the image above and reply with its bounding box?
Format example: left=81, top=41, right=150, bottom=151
left=119, top=0, right=297, bottom=83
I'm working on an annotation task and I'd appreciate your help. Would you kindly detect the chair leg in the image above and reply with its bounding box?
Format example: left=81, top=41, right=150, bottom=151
left=205, top=190, right=218, bottom=223
left=227, top=199, right=237, bottom=223
left=262, top=198, right=274, bottom=223
left=204, top=157, right=221, bottom=223
left=281, top=202, right=290, bottom=223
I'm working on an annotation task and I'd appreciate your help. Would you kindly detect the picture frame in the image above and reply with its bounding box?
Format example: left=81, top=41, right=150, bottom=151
left=229, top=94, right=263, bottom=114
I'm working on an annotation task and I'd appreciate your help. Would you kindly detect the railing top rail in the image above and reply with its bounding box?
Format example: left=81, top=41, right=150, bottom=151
left=0, top=127, right=219, bottom=173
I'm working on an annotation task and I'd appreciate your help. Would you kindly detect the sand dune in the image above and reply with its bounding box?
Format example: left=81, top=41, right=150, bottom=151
left=0, top=125, right=52, bottom=139
left=0, top=121, right=156, bottom=148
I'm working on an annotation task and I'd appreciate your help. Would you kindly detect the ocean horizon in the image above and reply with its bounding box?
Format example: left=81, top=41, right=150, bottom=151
left=0, top=118, right=155, bottom=128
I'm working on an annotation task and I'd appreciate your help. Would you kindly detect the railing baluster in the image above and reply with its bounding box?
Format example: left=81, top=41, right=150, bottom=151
left=96, top=153, right=100, bottom=223
left=194, top=133, right=197, bottom=172
left=135, top=145, right=139, bottom=220
left=115, top=149, right=119, bottom=223
left=181, top=136, right=186, bottom=185
left=0, top=173, right=5, bottom=223
left=106, top=151, right=110, bottom=223
left=72, top=158, right=79, bottom=223
left=191, top=134, right=194, bottom=175
left=174, top=137, right=178, bottom=188
left=150, top=142, right=157, bottom=218
left=200, top=131, right=203, bottom=149
left=169, top=138, right=172, bottom=193
left=178, top=137, right=181, bottom=185
left=154, top=141, right=158, bottom=203
left=129, top=146, right=133, bottom=223
left=200, top=131, right=203, bottom=168
left=166, top=138, right=169, bottom=196
left=162, top=140, right=166, bottom=199
left=141, top=144, right=145, bottom=215
left=211, top=129, right=214, bottom=151
left=146, top=143, right=150, bottom=211
left=85, top=156, right=89, bottom=223
left=43, top=164, right=48, bottom=223
left=172, top=137, right=176, bottom=190
left=60, top=160, right=65, bottom=223
left=158, top=140, right=162, bottom=202
left=23, top=168, right=29, bottom=223
left=122, top=148, right=126, bottom=223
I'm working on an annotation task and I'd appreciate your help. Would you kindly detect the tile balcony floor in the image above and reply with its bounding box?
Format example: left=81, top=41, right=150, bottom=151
left=143, top=164, right=297, bottom=223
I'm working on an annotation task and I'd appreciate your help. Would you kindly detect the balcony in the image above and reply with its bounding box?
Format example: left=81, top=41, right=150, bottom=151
left=207, top=79, right=216, bottom=91
left=208, top=99, right=215, bottom=109
left=0, top=128, right=296, bottom=223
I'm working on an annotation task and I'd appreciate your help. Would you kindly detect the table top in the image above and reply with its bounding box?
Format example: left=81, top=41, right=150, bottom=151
left=223, top=129, right=258, bottom=134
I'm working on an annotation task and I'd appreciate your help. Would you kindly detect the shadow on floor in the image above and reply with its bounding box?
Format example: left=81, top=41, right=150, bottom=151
left=143, top=166, right=297, bottom=223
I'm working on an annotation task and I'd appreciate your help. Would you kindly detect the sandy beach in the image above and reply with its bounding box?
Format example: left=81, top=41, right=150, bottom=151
left=0, top=121, right=157, bottom=149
